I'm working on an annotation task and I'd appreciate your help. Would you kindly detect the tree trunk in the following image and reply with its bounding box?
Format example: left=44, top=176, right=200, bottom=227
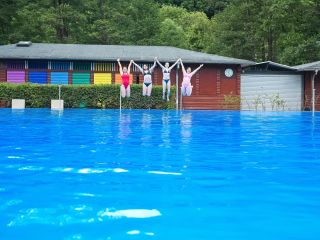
left=261, top=40, right=266, bottom=62
left=267, top=29, right=273, bottom=61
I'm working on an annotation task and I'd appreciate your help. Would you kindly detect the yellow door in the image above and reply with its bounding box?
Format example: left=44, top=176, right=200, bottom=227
left=94, top=73, right=112, bottom=84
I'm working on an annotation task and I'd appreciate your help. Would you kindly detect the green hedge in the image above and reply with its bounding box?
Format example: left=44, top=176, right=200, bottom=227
left=0, top=83, right=176, bottom=109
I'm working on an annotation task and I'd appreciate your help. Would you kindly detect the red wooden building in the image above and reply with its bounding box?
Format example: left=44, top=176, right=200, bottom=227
left=0, top=42, right=253, bottom=110
left=295, top=61, right=320, bottom=111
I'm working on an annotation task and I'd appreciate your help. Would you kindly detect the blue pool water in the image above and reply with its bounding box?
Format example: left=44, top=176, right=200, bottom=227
left=0, top=109, right=320, bottom=240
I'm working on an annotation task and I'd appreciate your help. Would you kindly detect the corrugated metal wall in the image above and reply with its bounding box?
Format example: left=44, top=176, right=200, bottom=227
left=51, top=61, right=69, bottom=71
left=73, top=62, right=91, bottom=71
left=93, top=73, right=112, bottom=84
left=7, top=61, right=25, bottom=69
left=241, top=74, right=303, bottom=111
left=29, top=71, right=47, bottom=84
left=7, top=71, right=25, bottom=83
left=28, top=61, right=48, bottom=70
left=72, top=72, right=90, bottom=85
left=51, top=72, right=68, bottom=84
left=94, top=63, right=114, bottom=72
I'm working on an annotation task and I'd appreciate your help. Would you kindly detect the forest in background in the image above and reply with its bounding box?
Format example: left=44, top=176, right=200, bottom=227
left=0, top=0, right=319, bottom=65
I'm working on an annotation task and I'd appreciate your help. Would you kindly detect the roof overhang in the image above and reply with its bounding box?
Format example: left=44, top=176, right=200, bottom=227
left=294, top=61, right=320, bottom=72
left=0, top=43, right=254, bottom=66
left=242, top=61, right=297, bottom=72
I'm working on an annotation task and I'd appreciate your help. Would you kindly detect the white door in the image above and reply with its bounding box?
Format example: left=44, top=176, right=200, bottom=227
left=241, top=74, right=303, bottom=111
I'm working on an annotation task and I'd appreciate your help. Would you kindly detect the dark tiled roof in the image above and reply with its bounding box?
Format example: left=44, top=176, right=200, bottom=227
left=0, top=43, right=254, bottom=65
left=294, top=61, right=320, bottom=71
left=243, top=61, right=297, bottom=71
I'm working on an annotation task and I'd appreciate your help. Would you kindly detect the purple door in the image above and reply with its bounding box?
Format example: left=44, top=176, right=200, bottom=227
left=7, top=71, right=25, bottom=84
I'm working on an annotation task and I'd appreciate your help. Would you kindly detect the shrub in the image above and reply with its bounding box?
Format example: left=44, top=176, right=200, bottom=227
left=223, top=92, right=240, bottom=110
left=0, top=83, right=176, bottom=109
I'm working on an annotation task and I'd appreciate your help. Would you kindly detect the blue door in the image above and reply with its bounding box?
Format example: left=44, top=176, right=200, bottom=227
left=29, top=71, right=47, bottom=84
left=51, top=72, right=68, bottom=84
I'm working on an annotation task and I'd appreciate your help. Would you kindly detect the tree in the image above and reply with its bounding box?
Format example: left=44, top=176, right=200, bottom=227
left=278, top=34, right=320, bottom=65
left=156, top=19, right=188, bottom=48
left=8, top=0, right=88, bottom=43
left=158, top=5, right=211, bottom=51
left=51, top=3, right=88, bottom=43
left=86, top=0, right=161, bottom=45
left=0, top=0, right=19, bottom=44
left=155, top=0, right=230, bottom=17
left=184, top=11, right=212, bottom=51
left=2, top=0, right=319, bottom=65
left=8, top=3, right=57, bottom=43
left=208, top=0, right=320, bottom=65
left=208, top=0, right=260, bottom=60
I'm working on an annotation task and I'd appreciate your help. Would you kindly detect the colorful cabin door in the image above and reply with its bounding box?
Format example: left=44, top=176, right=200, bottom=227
left=51, top=72, right=68, bottom=85
left=7, top=71, right=25, bottom=84
left=72, top=72, right=90, bottom=85
left=93, top=73, right=112, bottom=85
left=29, top=71, right=47, bottom=84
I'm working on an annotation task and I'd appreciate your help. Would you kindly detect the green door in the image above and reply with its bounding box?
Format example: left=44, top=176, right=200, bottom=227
left=72, top=72, right=90, bottom=85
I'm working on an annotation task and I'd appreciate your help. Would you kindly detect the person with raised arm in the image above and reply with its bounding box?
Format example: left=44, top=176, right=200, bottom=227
left=156, top=57, right=180, bottom=101
left=117, top=59, right=133, bottom=98
left=180, top=59, right=204, bottom=96
left=132, top=58, right=157, bottom=97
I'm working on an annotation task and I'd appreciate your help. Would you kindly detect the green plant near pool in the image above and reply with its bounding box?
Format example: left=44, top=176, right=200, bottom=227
left=0, top=83, right=176, bottom=109
left=223, top=92, right=240, bottom=109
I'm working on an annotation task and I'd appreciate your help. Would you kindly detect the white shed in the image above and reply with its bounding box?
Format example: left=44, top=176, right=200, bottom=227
left=241, top=61, right=303, bottom=111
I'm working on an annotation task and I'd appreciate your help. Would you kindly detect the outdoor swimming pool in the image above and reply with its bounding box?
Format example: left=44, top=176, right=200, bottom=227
left=0, top=109, right=320, bottom=240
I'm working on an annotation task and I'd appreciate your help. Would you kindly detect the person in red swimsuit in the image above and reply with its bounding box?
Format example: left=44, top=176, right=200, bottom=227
left=117, top=59, right=133, bottom=98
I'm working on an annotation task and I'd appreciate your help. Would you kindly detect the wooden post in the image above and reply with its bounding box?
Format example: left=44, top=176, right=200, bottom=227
left=217, top=67, right=221, bottom=95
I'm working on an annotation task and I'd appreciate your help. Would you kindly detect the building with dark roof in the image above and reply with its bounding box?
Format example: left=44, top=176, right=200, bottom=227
left=0, top=42, right=252, bottom=65
left=0, top=42, right=253, bottom=110
left=241, top=61, right=304, bottom=111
